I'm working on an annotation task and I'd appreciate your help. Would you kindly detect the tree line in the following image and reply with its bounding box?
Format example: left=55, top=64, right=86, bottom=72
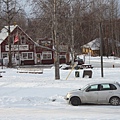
left=28, top=0, right=120, bottom=57
left=0, top=0, right=120, bottom=67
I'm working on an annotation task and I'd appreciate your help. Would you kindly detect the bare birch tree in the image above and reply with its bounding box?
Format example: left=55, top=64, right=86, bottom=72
left=28, top=0, right=120, bottom=58
left=0, top=0, right=23, bottom=67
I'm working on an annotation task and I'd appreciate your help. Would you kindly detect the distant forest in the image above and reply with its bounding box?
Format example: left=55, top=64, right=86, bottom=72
left=0, top=0, right=120, bottom=56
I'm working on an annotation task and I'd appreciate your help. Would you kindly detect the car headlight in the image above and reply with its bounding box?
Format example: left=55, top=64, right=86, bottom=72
left=65, top=93, right=71, bottom=100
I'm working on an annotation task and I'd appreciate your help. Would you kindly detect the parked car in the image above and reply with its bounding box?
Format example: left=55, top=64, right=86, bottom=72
left=74, top=57, right=84, bottom=65
left=64, top=81, right=120, bottom=106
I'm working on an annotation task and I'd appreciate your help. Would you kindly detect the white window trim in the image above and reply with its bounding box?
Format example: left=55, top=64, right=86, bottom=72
left=21, top=52, right=33, bottom=60
left=42, top=51, right=52, bottom=60
left=2, top=52, right=8, bottom=58
left=59, top=55, right=66, bottom=58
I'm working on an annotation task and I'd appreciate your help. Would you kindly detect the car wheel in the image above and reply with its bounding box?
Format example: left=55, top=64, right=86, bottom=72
left=70, top=97, right=81, bottom=106
left=110, top=97, right=120, bottom=106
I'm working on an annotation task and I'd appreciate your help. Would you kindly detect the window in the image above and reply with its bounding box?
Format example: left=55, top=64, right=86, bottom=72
left=28, top=53, right=32, bottom=59
left=59, top=55, right=66, bottom=59
left=86, top=84, right=98, bottom=92
left=110, top=84, right=117, bottom=90
left=23, top=53, right=27, bottom=59
left=41, top=41, right=51, bottom=46
left=100, top=84, right=110, bottom=90
left=100, top=84, right=117, bottom=90
left=2, top=53, right=8, bottom=58
left=22, top=52, right=33, bottom=60
left=42, top=52, right=52, bottom=60
left=21, top=36, right=26, bottom=44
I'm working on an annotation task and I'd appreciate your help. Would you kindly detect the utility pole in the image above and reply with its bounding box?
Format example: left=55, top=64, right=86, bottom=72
left=99, top=22, right=104, bottom=77
left=71, top=7, right=74, bottom=66
left=53, top=0, right=60, bottom=80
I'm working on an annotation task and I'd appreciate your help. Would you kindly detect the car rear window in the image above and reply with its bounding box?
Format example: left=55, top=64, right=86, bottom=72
left=100, top=83, right=117, bottom=90
left=109, top=84, right=117, bottom=90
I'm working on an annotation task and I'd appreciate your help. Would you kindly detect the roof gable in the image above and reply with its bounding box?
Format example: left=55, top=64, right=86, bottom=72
left=0, top=25, right=17, bottom=44
left=0, top=25, right=39, bottom=46
left=82, top=38, right=100, bottom=50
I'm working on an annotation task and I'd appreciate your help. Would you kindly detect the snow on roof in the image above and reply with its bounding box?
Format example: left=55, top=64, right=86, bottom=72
left=0, top=25, right=17, bottom=44
left=82, top=38, right=100, bottom=50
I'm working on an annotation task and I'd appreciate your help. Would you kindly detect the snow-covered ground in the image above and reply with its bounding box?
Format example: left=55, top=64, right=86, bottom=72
left=0, top=56, right=120, bottom=120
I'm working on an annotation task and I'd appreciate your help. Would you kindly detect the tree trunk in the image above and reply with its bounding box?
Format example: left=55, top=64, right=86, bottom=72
left=54, top=0, right=60, bottom=80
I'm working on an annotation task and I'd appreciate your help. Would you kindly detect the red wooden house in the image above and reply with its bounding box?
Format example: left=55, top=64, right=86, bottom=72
left=0, top=25, right=70, bottom=66
left=0, top=25, right=37, bottom=65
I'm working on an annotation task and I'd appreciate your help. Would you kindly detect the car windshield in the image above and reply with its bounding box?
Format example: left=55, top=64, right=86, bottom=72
left=81, top=84, right=89, bottom=90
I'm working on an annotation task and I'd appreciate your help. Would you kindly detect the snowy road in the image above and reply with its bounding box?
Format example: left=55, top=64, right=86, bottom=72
left=0, top=105, right=120, bottom=120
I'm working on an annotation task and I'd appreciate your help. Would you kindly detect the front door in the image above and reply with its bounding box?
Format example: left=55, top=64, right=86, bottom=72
left=84, top=84, right=99, bottom=103
left=15, top=53, right=21, bottom=65
left=37, top=53, right=41, bottom=64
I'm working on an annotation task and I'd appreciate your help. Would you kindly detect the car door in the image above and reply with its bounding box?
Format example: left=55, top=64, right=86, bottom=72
left=97, top=83, right=115, bottom=103
left=83, top=84, right=99, bottom=103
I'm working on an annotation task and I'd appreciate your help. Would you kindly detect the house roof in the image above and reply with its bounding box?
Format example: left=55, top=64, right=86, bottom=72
left=0, top=25, right=17, bottom=44
left=82, top=38, right=100, bottom=50
left=0, top=25, right=55, bottom=51
left=0, top=25, right=40, bottom=46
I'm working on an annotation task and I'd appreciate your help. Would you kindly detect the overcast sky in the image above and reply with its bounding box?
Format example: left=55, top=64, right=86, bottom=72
left=20, top=0, right=120, bottom=18
left=20, top=0, right=32, bottom=17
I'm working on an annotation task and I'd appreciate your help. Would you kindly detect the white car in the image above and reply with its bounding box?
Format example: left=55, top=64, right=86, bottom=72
left=65, top=81, right=120, bottom=106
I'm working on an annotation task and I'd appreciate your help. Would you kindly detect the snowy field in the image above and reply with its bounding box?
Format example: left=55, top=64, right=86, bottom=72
left=0, top=56, right=120, bottom=120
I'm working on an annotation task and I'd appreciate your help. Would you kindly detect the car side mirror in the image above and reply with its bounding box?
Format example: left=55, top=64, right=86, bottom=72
left=86, top=89, right=90, bottom=92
